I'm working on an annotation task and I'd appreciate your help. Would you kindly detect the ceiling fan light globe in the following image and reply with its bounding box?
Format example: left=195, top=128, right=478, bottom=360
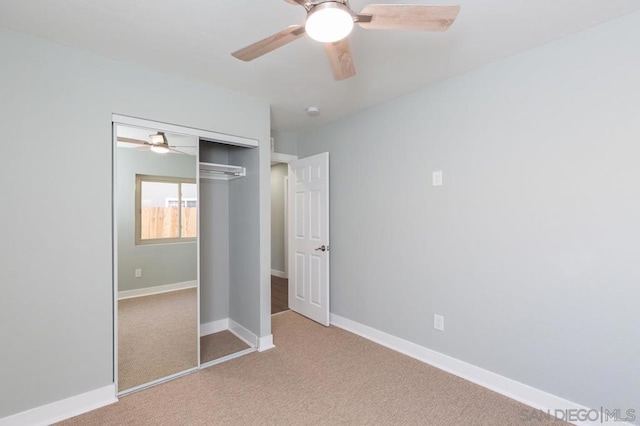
left=305, top=3, right=354, bottom=43
left=150, top=145, right=170, bottom=154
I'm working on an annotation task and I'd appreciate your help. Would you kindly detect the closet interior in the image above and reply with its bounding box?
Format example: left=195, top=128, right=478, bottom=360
left=199, top=139, right=259, bottom=366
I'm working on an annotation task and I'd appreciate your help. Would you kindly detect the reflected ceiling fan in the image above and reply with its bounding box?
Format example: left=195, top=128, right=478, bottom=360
left=116, top=132, right=190, bottom=154
left=232, top=1, right=460, bottom=81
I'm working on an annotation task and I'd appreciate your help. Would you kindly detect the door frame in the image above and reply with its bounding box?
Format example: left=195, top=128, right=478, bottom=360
left=271, top=152, right=298, bottom=279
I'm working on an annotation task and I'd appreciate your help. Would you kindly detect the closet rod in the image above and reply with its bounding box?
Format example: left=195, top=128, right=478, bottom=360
left=199, top=162, right=246, bottom=181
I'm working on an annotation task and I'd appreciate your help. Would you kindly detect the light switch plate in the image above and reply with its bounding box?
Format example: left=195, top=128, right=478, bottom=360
left=432, top=171, right=443, bottom=186
left=434, top=314, right=444, bottom=331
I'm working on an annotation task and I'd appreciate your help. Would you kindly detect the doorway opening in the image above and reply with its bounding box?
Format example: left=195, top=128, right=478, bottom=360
left=270, top=152, right=297, bottom=314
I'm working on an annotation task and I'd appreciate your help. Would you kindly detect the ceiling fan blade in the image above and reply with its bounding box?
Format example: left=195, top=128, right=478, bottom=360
left=117, top=136, right=147, bottom=145
left=117, top=136, right=153, bottom=150
left=324, top=38, right=356, bottom=81
left=358, top=5, right=460, bottom=32
left=232, top=25, right=306, bottom=61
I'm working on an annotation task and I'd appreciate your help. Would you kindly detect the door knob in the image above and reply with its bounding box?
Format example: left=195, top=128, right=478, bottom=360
left=314, top=245, right=329, bottom=252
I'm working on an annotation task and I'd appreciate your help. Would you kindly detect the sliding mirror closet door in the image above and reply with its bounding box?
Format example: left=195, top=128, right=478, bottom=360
left=115, top=124, right=199, bottom=394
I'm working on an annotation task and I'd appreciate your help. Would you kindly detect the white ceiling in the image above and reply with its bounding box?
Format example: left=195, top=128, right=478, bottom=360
left=1, top=0, right=639, bottom=131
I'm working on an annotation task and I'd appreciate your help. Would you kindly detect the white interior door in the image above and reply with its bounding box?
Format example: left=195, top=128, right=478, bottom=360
left=288, top=152, right=330, bottom=326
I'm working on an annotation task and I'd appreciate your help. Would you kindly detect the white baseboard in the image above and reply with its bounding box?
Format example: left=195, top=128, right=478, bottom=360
left=118, top=280, right=197, bottom=300
left=229, top=319, right=258, bottom=348
left=202, top=319, right=266, bottom=352
left=257, top=334, right=275, bottom=352
left=0, top=384, right=116, bottom=426
left=200, top=318, right=230, bottom=337
left=330, top=314, right=631, bottom=426
left=271, top=269, right=287, bottom=279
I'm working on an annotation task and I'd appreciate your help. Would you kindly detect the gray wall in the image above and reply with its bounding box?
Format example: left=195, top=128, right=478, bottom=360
left=199, top=179, right=230, bottom=324
left=297, top=11, right=640, bottom=417
left=199, top=142, right=231, bottom=324
left=0, top=29, right=270, bottom=418
left=116, top=147, right=197, bottom=292
left=271, top=129, right=298, bottom=155
left=228, top=146, right=262, bottom=333
left=270, top=163, right=288, bottom=273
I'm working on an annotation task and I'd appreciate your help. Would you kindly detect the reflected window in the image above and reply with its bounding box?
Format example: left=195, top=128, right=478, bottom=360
left=135, top=175, right=197, bottom=244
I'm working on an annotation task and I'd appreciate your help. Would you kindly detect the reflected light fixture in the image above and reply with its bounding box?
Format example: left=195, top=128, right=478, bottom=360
left=305, top=2, right=354, bottom=43
left=149, top=132, right=170, bottom=154
left=150, top=144, right=170, bottom=154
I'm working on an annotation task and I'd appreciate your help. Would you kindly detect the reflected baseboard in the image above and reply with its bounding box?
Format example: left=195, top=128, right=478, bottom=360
left=201, top=318, right=258, bottom=348
left=118, top=281, right=197, bottom=300
left=200, top=319, right=229, bottom=337
left=229, top=320, right=258, bottom=348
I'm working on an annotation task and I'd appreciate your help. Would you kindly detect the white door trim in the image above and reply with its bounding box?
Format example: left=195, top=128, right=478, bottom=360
left=271, top=152, right=297, bottom=280
left=283, top=175, right=289, bottom=278
left=271, top=152, right=298, bottom=163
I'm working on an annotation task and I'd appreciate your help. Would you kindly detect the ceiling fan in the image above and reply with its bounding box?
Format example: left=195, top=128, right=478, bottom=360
left=116, top=132, right=191, bottom=154
left=232, top=1, right=460, bottom=81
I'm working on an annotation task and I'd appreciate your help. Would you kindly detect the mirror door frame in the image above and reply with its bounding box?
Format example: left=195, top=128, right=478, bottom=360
left=112, top=114, right=258, bottom=397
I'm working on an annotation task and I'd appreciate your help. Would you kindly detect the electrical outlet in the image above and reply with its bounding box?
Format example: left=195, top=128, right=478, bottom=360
left=432, top=171, right=443, bottom=186
left=434, top=314, right=444, bottom=331
left=135, top=268, right=142, bottom=278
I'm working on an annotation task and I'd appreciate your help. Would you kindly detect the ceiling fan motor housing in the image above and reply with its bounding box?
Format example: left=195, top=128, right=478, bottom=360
left=307, top=0, right=351, bottom=9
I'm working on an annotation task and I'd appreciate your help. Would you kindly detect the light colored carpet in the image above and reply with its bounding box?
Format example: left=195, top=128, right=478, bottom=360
left=64, top=311, right=564, bottom=425
left=200, top=330, right=250, bottom=364
left=118, top=288, right=198, bottom=392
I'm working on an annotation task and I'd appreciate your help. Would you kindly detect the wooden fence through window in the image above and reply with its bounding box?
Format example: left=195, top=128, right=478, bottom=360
left=141, top=207, right=197, bottom=240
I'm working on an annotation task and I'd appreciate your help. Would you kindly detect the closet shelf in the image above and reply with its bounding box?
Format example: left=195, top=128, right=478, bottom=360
left=199, top=162, right=246, bottom=181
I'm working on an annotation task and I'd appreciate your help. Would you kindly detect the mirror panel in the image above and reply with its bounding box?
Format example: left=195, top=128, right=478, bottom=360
left=115, top=124, right=198, bottom=393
